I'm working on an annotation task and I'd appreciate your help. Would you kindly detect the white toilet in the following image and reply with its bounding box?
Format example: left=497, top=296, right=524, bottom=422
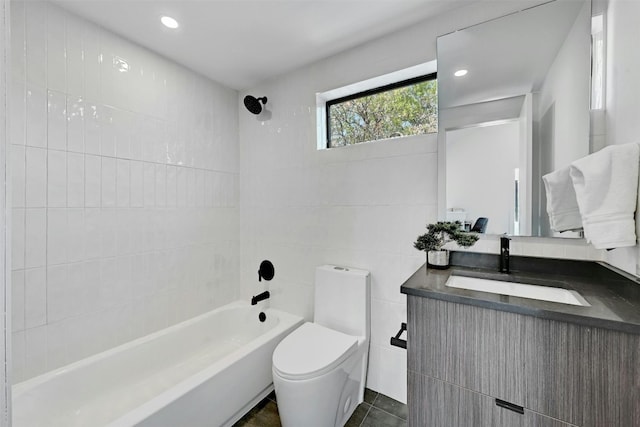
left=272, top=265, right=370, bottom=427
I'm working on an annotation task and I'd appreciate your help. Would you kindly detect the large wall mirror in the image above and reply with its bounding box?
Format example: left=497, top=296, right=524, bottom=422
left=437, top=0, right=592, bottom=238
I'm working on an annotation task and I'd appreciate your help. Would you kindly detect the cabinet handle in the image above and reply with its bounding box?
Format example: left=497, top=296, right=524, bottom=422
left=390, top=322, right=407, bottom=349
left=495, top=398, right=524, bottom=415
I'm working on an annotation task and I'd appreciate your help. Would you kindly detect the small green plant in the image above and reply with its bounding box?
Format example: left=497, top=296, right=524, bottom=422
left=414, top=221, right=479, bottom=252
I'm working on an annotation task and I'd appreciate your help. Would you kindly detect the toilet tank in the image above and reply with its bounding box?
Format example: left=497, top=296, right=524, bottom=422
left=314, top=265, right=370, bottom=339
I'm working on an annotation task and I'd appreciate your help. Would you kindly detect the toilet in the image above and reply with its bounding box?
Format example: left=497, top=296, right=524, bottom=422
left=272, top=265, right=370, bottom=427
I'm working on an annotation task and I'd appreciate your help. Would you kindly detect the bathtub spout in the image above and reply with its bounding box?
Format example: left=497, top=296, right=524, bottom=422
left=251, top=291, right=270, bottom=305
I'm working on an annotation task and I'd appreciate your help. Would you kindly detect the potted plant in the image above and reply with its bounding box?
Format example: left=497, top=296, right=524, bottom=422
left=414, top=221, right=479, bottom=269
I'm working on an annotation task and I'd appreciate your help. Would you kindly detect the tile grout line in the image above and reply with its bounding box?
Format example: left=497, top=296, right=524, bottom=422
left=246, top=391, right=407, bottom=426
left=368, top=393, right=408, bottom=424
left=372, top=407, right=407, bottom=423
left=357, top=402, right=373, bottom=427
left=358, top=392, right=377, bottom=426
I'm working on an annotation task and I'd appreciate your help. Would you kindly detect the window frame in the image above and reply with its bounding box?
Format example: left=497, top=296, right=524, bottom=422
left=324, top=72, right=437, bottom=148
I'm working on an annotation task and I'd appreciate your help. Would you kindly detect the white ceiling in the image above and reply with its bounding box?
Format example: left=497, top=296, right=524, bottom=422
left=437, top=0, right=585, bottom=109
left=53, top=0, right=472, bottom=90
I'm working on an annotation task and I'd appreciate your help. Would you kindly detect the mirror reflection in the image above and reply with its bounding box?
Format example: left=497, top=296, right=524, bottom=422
left=438, top=0, right=592, bottom=237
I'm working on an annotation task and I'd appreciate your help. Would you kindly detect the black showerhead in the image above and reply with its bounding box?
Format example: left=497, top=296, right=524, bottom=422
left=244, top=95, right=268, bottom=115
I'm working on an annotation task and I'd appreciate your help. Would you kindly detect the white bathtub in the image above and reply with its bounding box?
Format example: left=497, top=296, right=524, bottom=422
left=12, top=301, right=303, bottom=427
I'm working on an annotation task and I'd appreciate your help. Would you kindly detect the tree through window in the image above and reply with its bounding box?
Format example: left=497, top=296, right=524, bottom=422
left=327, top=73, right=437, bottom=148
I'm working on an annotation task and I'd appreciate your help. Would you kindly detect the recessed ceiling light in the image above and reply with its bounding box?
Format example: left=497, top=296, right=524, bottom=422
left=161, top=16, right=179, bottom=29
left=454, top=69, right=468, bottom=77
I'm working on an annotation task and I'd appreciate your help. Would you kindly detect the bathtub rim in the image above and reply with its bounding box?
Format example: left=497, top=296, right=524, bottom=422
left=13, top=301, right=303, bottom=426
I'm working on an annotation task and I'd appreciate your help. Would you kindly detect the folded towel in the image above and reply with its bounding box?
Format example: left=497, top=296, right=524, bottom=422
left=569, top=143, right=640, bottom=249
left=542, top=167, right=583, bottom=232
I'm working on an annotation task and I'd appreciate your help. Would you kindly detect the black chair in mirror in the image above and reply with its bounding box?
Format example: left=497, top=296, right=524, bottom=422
left=471, top=217, right=488, bottom=233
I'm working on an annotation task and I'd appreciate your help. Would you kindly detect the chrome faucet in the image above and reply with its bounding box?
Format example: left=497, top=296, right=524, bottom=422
left=499, top=236, right=510, bottom=274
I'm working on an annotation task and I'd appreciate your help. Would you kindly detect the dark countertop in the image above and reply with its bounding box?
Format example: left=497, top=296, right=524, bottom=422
left=401, top=252, right=640, bottom=335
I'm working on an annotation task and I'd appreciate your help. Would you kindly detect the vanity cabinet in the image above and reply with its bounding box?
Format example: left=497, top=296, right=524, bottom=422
left=410, top=374, right=573, bottom=427
left=407, top=296, right=640, bottom=427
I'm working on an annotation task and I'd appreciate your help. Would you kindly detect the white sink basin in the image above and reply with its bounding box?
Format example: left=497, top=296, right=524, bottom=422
left=445, top=275, right=590, bottom=306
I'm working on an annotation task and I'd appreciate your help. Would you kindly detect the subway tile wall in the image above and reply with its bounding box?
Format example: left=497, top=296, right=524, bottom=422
left=10, top=1, right=240, bottom=382
left=240, top=89, right=435, bottom=403
left=238, top=14, right=605, bottom=404
left=238, top=94, right=604, bottom=404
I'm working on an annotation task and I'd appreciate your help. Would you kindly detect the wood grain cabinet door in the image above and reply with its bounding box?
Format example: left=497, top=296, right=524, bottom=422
left=408, top=296, right=525, bottom=404
left=522, top=316, right=640, bottom=427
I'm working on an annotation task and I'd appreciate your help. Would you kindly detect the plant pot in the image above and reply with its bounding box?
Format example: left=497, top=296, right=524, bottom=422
left=427, top=250, right=450, bottom=270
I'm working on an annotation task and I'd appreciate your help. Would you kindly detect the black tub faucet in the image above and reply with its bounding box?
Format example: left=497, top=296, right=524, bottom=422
left=499, top=236, right=511, bottom=274
left=251, top=291, right=270, bottom=305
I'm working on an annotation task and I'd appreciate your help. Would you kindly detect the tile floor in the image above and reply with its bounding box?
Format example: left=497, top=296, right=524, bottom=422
left=234, top=388, right=407, bottom=427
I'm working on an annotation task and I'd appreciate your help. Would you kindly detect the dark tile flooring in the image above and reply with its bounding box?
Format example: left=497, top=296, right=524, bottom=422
left=234, top=388, right=407, bottom=427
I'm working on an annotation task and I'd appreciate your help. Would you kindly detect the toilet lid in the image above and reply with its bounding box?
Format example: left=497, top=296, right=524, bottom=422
left=273, top=322, right=358, bottom=380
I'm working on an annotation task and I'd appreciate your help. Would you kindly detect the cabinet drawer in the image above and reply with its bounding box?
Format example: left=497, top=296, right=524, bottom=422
left=408, top=296, right=525, bottom=404
left=408, top=372, right=575, bottom=427
left=408, top=296, right=640, bottom=426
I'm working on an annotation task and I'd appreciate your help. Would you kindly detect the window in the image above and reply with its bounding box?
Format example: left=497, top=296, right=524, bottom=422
left=325, top=73, right=437, bottom=148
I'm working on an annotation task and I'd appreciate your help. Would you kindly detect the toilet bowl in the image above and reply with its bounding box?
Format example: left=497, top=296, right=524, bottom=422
left=272, top=265, right=370, bottom=427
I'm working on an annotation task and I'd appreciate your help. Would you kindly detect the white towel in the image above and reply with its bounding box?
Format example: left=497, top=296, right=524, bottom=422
left=569, top=143, right=640, bottom=249
left=542, top=167, right=583, bottom=232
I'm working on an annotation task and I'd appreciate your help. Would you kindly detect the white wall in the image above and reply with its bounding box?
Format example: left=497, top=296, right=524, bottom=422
left=446, top=122, right=520, bottom=235
left=519, top=94, right=533, bottom=235
left=537, top=0, right=591, bottom=171
left=603, top=0, right=640, bottom=275
left=1, top=0, right=10, bottom=423
left=238, top=0, right=604, bottom=403
left=10, top=1, right=240, bottom=382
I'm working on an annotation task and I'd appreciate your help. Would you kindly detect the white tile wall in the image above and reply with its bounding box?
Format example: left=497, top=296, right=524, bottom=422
left=25, top=147, right=46, bottom=207
left=25, top=208, right=46, bottom=269
left=24, top=267, right=47, bottom=329
left=25, top=85, right=46, bottom=148
left=240, top=101, right=436, bottom=404
left=238, top=6, right=607, bottom=404
left=12, top=208, right=25, bottom=270
left=11, top=145, right=25, bottom=208
left=11, top=1, right=240, bottom=383
left=47, top=90, right=67, bottom=151
left=47, top=150, right=66, bottom=207
left=12, top=270, right=25, bottom=332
